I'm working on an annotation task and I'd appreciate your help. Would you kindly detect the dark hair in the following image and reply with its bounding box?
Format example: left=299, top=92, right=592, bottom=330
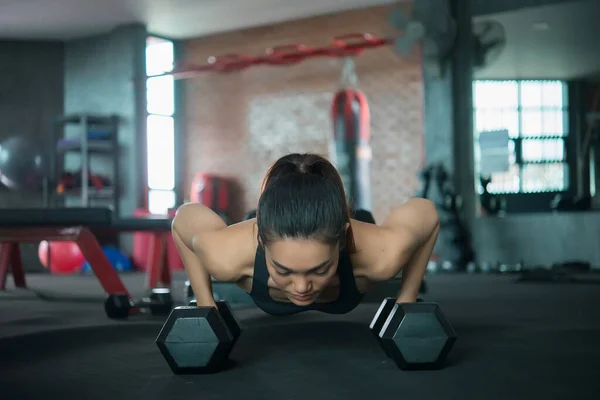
left=256, top=153, right=352, bottom=249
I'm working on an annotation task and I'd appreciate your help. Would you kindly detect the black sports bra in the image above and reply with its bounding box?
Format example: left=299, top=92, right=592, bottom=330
left=249, top=247, right=364, bottom=316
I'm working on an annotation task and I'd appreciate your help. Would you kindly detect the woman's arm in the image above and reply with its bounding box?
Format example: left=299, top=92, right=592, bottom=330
left=171, top=203, right=242, bottom=307
left=363, top=198, right=440, bottom=303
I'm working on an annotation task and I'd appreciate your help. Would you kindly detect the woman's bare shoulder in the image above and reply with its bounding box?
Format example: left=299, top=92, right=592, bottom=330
left=199, top=219, right=258, bottom=280
left=349, top=219, right=411, bottom=281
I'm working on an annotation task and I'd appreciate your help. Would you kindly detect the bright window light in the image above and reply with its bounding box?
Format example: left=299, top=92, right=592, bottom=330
left=147, top=115, right=175, bottom=190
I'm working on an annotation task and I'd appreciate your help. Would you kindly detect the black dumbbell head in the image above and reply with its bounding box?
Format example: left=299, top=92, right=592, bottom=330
left=149, top=288, right=174, bottom=315
left=189, top=300, right=242, bottom=343
left=150, top=287, right=172, bottom=300
left=156, top=306, right=235, bottom=374
left=369, top=298, right=397, bottom=339
left=104, top=294, right=131, bottom=319
left=215, top=301, right=242, bottom=345
left=369, top=298, right=397, bottom=358
left=380, top=302, right=457, bottom=370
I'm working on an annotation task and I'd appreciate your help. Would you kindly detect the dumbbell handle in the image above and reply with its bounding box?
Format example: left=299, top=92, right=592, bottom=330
left=135, top=294, right=172, bottom=308
left=188, top=299, right=220, bottom=308
left=189, top=300, right=242, bottom=341
left=134, top=297, right=154, bottom=307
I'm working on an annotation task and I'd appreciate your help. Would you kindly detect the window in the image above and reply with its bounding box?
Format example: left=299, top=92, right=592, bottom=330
left=146, top=36, right=176, bottom=215
left=147, top=115, right=175, bottom=190
left=473, top=80, right=569, bottom=194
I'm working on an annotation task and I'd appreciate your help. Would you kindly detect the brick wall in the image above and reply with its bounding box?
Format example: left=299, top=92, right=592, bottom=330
left=182, top=5, right=424, bottom=223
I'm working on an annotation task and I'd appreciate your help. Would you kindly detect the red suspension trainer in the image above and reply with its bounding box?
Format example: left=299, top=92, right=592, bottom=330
left=168, top=33, right=393, bottom=79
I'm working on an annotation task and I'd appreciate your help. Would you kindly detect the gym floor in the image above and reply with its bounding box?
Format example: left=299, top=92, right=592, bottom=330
left=1, top=273, right=599, bottom=400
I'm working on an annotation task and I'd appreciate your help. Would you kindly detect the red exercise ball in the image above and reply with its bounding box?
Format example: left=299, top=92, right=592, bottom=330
left=38, top=240, right=85, bottom=274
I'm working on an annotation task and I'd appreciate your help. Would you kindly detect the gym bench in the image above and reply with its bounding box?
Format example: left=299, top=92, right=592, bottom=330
left=0, top=207, right=173, bottom=317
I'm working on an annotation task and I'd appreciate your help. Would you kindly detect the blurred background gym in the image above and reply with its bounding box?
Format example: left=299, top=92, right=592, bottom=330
left=1, top=0, right=599, bottom=398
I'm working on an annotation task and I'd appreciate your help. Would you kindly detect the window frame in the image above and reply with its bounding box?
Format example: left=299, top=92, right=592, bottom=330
left=473, top=79, right=574, bottom=213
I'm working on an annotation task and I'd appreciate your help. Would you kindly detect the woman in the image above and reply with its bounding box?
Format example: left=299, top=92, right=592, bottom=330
left=173, top=153, right=439, bottom=316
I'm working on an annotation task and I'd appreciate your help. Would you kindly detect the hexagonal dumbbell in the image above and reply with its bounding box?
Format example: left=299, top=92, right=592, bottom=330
left=155, top=301, right=241, bottom=374
left=370, top=298, right=457, bottom=370
left=189, top=299, right=241, bottom=347
left=369, top=297, right=397, bottom=358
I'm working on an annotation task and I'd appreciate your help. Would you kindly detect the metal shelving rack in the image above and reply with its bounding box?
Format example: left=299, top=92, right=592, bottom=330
left=46, top=114, right=121, bottom=216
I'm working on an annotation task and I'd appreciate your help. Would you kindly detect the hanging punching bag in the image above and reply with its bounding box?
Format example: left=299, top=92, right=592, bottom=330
left=331, top=59, right=372, bottom=211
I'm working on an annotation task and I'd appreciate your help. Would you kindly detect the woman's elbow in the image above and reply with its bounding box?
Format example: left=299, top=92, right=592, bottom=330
left=170, top=204, right=206, bottom=247
left=411, top=198, right=440, bottom=231
left=427, top=201, right=441, bottom=233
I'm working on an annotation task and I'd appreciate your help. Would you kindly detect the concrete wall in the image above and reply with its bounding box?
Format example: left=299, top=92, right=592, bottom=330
left=63, top=23, right=147, bottom=255
left=0, top=40, right=64, bottom=208
left=64, top=23, right=147, bottom=220
left=475, top=213, right=600, bottom=266
left=0, top=40, right=64, bottom=269
left=418, top=0, right=475, bottom=265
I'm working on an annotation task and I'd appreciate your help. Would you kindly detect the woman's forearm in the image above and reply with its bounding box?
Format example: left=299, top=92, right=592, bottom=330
left=172, top=229, right=216, bottom=308
left=171, top=203, right=231, bottom=308
left=397, top=223, right=440, bottom=303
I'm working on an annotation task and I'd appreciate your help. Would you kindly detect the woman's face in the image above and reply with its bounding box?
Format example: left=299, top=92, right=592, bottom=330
left=264, top=238, right=340, bottom=305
